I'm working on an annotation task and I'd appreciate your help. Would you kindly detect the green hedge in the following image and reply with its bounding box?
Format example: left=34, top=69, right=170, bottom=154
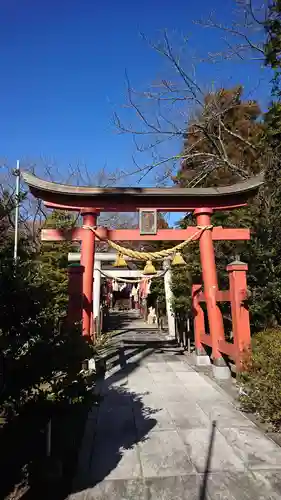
left=239, top=328, right=281, bottom=431
left=0, top=228, right=100, bottom=497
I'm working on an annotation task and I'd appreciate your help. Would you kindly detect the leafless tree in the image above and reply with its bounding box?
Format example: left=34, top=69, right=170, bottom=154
left=195, top=1, right=269, bottom=63
left=113, top=3, right=270, bottom=186
left=0, top=157, right=137, bottom=250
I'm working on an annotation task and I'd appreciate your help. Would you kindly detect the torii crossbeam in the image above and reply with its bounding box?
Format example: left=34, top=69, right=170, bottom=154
left=41, top=227, right=250, bottom=242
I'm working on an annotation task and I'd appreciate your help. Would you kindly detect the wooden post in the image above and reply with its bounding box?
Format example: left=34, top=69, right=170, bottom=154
left=227, top=260, right=251, bottom=371
left=192, top=285, right=205, bottom=352
left=192, top=284, right=210, bottom=365
left=81, top=212, right=97, bottom=338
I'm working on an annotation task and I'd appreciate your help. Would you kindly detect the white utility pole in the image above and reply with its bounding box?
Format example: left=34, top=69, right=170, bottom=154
left=13, top=160, right=20, bottom=262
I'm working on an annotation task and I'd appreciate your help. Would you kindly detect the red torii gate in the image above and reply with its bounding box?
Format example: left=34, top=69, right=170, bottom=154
left=22, top=171, right=263, bottom=373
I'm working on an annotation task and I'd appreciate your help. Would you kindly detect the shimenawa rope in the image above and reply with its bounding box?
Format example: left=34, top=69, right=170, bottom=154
left=82, top=225, right=212, bottom=261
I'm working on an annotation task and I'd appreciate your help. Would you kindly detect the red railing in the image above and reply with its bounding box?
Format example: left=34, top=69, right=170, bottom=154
left=192, top=261, right=251, bottom=371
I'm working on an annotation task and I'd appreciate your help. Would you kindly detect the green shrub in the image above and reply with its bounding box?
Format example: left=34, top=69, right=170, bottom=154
left=239, top=327, right=281, bottom=431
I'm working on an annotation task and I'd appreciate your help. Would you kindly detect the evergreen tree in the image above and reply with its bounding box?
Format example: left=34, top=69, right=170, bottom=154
left=175, top=86, right=265, bottom=187
left=39, top=210, right=77, bottom=315
left=171, top=86, right=265, bottom=323
left=245, top=2, right=281, bottom=330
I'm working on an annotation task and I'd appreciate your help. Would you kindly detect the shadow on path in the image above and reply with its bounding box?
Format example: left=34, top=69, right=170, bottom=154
left=199, top=420, right=217, bottom=500
left=70, top=348, right=160, bottom=494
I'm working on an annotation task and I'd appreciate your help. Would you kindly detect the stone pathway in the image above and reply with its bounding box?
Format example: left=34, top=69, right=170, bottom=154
left=69, top=313, right=281, bottom=499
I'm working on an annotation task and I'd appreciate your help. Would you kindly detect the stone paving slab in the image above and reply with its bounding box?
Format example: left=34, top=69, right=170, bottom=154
left=251, top=470, right=281, bottom=498
left=69, top=313, right=281, bottom=499
left=204, top=471, right=281, bottom=500
left=220, top=427, right=281, bottom=470
left=146, top=362, right=174, bottom=372
left=198, top=400, right=255, bottom=428
left=175, top=371, right=210, bottom=385
left=89, top=440, right=141, bottom=482
left=96, top=405, right=135, bottom=436
left=179, top=427, right=245, bottom=473
left=69, top=471, right=281, bottom=500
left=134, top=405, right=175, bottom=434
left=149, top=371, right=182, bottom=384
left=138, top=430, right=195, bottom=478
left=145, top=474, right=203, bottom=500
left=167, top=360, right=195, bottom=372
left=165, top=401, right=210, bottom=430
left=81, top=479, right=147, bottom=500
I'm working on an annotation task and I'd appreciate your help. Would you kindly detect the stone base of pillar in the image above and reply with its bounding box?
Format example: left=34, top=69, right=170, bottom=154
left=195, top=354, right=211, bottom=366
left=212, top=357, right=231, bottom=380
left=194, top=347, right=211, bottom=366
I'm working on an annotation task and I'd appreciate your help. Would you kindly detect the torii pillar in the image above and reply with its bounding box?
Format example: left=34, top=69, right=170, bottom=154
left=81, top=211, right=98, bottom=337
left=194, top=208, right=229, bottom=377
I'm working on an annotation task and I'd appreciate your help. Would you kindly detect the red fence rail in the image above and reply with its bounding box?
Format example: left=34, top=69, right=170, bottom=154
left=192, top=261, right=251, bottom=371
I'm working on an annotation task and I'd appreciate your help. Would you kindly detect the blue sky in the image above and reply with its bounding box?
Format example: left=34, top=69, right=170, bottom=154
left=0, top=1, right=271, bottom=207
